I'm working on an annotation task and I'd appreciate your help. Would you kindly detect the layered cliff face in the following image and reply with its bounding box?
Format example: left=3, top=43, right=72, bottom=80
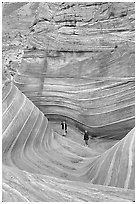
left=3, top=2, right=135, bottom=77
left=14, top=2, right=135, bottom=139
left=27, top=2, right=135, bottom=78
left=2, top=2, right=135, bottom=202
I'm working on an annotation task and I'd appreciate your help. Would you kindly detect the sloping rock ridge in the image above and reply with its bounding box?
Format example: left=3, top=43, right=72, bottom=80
left=2, top=2, right=135, bottom=202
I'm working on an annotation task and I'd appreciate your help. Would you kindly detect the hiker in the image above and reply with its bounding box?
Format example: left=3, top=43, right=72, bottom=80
left=84, top=130, right=89, bottom=146
left=61, top=121, right=67, bottom=136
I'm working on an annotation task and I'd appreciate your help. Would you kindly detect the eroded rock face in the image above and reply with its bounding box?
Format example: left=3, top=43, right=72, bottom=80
left=2, top=2, right=38, bottom=76
left=2, top=2, right=135, bottom=202
left=2, top=82, right=135, bottom=201
left=29, top=2, right=135, bottom=50
left=12, top=3, right=135, bottom=139
left=3, top=2, right=134, bottom=77
left=14, top=65, right=135, bottom=139
left=27, top=2, right=135, bottom=77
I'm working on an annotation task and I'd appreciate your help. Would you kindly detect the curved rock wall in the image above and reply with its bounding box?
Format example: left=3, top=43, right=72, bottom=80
left=2, top=2, right=135, bottom=202
left=2, top=81, right=135, bottom=201
left=14, top=54, right=135, bottom=139
left=14, top=2, right=135, bottom=139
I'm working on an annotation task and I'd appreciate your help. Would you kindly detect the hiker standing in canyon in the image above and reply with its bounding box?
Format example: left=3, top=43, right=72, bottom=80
left=84, top=130, right=89, bottom=146
left=61, top=121, right=67, bottom=136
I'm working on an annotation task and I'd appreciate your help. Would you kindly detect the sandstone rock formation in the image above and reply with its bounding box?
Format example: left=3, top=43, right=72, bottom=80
left=14, top=63, right=135, bottom=139
left=14, top=2, right=135, bottom=139
left=2, top=2, right=135, bottom=202
left=2, top=81, right=135, bottom=201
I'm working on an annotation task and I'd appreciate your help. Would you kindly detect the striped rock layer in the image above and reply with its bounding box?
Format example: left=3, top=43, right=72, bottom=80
left=2, top=2, right=135, bottom=202
left=2, top=81, right=135, bottom=201
left=4, top=2, right=135, bottom=140
left=29, top=2, right=135, bottom=51
left=14, top=50, right=135, bottom=139
left=14, top=3, right=135, bottom=139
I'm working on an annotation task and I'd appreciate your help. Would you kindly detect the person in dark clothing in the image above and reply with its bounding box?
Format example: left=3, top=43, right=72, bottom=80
left=84, top=130, right=89, bottom=146
left=61, top=121, right=67, bottom=136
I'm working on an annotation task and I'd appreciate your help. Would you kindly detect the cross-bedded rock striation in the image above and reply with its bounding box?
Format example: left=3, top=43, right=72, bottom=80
left=2, top=2, right=135, bottom=202
left=2, top=81, right=135, bottom=201
left=29, top=2, right=135, bottom=51
left=13, top=2, right=135, bottom=139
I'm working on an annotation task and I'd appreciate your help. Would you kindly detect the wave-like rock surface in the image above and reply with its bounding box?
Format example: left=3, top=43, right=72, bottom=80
left=13, top=2, right=135, bottom=139
left=14, top=52, right=135, bottom=139
left=2, top=81, right=135, bottom=201
left=3, top=2, right=135, bottom=202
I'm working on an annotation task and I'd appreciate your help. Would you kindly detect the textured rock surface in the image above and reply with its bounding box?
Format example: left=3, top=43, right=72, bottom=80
left=29, top=2, right=135, bottom=51
left=13, top=2, right=135, bottom=139
left=2, top=2, right=36, bottom=76
left=2, top=2, right=135, bottom=202
left=3, top=2, right=135, bottom=76
left=14, top=53, right=135, bottom=139
left=2, top=81, right=135, bottom=201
